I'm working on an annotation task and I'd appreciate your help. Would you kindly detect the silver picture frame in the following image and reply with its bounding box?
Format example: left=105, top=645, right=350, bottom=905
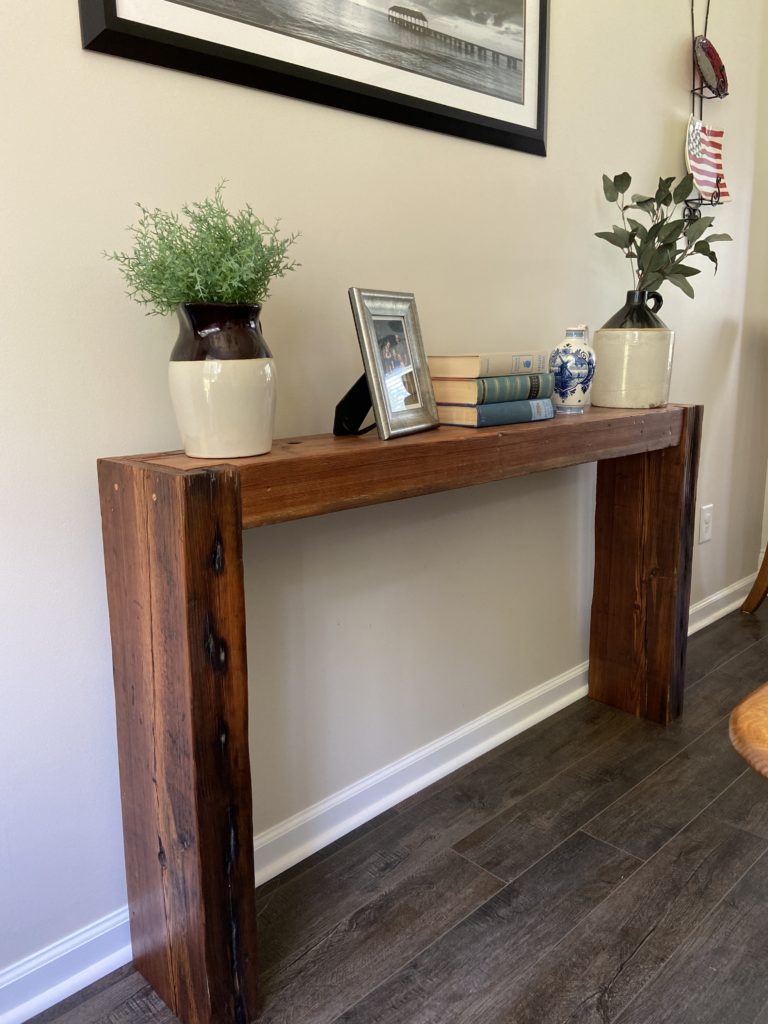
left=348, top=288, right=439, bottom=440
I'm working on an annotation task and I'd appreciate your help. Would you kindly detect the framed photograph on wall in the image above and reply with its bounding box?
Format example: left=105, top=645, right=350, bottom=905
left=348, top=288, right=438, bottom=440
left=79, top=0, right=549, bottom=154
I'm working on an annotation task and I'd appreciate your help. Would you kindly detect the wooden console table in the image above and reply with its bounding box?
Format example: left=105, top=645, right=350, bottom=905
left=98, top=404, right=702, bottom=1024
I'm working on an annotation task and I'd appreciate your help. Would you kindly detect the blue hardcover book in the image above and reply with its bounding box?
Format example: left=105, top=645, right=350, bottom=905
left=437, top=398, right=555, bottom=427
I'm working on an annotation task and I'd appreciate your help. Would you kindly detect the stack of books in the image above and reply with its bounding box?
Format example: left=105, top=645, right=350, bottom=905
left=428, top=351, right=555, bottom=427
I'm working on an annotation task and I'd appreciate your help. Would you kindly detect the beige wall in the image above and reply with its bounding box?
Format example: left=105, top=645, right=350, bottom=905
left=1, top=0, right=767, bottom=987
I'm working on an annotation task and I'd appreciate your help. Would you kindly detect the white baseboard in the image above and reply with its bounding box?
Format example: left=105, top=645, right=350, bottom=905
left=687, top=573, right=756, bottom=633
left=4, top=573, right=760, bottom=1023
left=252, top=661, right=590, bottom=886
left=0, top=909, right=131, bottom=1024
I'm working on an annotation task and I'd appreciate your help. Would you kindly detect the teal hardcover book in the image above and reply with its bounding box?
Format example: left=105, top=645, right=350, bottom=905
left=432, top=373, right=554, bottom=406
left=438, top=398, right=555, bottom=427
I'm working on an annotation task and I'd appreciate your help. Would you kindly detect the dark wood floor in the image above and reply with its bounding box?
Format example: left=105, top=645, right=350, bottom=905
left=32, top=605, right=768, bottom=1024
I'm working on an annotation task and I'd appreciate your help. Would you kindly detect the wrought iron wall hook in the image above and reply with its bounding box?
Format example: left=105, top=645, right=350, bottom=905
left=683, top=176, right=723, bottom=223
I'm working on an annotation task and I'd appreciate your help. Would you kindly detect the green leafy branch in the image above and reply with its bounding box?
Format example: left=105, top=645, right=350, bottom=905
left=596, top=172, right=731, bottom=299
left=106, top=182, right=300, bottom=315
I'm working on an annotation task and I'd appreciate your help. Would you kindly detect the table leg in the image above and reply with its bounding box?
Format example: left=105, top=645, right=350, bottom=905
left=98, top=460, right=259, bottom=1024
left=589, top=405, right=703, bottom=724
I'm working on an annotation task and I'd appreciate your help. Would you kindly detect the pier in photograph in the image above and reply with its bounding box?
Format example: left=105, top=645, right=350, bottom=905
left=387, top=6, right=521, bottom=69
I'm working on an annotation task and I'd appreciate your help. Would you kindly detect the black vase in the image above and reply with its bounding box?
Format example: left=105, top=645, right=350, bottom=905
left=601, top=290, right=668, bottom=330
left=168, top=303, right=277, bottom=458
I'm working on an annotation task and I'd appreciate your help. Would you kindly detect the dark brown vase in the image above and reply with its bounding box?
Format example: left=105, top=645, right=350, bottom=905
left=170, top=303, right=272, bottom=361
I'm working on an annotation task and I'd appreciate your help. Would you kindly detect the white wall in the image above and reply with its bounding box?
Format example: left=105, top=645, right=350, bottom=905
left=1, top=0, right=767, bottom=1016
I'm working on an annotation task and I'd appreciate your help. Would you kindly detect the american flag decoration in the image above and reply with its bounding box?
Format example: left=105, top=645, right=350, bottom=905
left=686, top=115, right=731, bottom=203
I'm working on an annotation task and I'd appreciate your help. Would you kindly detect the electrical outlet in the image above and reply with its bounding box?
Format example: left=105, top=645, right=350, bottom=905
left=699, top=504, right=714, bottom=544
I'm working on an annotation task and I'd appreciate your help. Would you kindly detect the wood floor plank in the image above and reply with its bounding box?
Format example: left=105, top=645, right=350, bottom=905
left=256, top=812, right=450, bottom=975
left=396, top=698, right=628, bottom=816
left=334, top=832, right=640, bottom=1024
left=393, top=700, right=640, bottom=848
left=453, top=717, right=696, bottom=881
left=255, top=809, right=399, bottom=911
left=673, top=645, right=768, bottom=738
left=258, top=701, right=634, bottom=974
left=455, top=657, right=768, bottom=882
left=584, top=719, right=746, bottom=859
left=257, top=850, right=501, bottom=1024
left=488, top=813, right=767, bottom=1024
left=25, top=969, right=176, bottom=1024
left=705, top=767, right=768, bottom=838
left=685, top=609, right=768, bottom=687
left=614, top=849, right=768, bottom=1024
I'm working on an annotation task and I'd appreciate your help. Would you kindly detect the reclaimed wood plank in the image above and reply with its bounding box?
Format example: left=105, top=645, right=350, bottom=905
left=105, top=407, right=685, bottom=530
left=589, top=405, right=702, bottom=723
left=98, top=461, right=258, bottom=1024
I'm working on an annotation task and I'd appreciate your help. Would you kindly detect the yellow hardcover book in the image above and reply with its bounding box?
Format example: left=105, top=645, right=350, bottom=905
left=427, top=351, right=551, bottom=379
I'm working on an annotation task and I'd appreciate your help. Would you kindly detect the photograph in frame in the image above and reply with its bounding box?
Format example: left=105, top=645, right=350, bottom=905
left=79, top=0, right=549, bottom=153
left=348, top=288, right=438, bottom=440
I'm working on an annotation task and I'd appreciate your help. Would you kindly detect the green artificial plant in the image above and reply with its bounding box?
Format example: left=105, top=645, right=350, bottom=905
left=596, top=172, right=731, bottom=298
left=107, top=183, right=299, bottom=314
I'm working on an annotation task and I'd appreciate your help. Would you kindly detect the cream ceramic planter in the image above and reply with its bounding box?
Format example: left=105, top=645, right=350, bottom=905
left=169, top=357, right=276, bottom=458
left=591, top=328, right=675, bottom=409
left=169, top=303, right=276, bottom=458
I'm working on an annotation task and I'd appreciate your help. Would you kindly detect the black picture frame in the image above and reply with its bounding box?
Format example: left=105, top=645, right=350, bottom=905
left=79, top=0, right=549, bottom=155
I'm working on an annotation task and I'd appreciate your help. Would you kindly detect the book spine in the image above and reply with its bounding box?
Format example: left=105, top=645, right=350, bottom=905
left=479, top=352, right=551, bottom=376
left=479, top=373, right=554, bottom=404
left=475, top=398, right=554, bottom=427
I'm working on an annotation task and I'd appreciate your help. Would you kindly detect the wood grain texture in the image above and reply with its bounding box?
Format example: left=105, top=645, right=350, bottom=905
left=496, top=812, right=766, bottom=1024
left=730, top=681, right=768, bottom=778
left=335, top=832, right=640, bottom=1024
left=450, top=688, right=745, bottom=888
left=589, top=404, right=703, bottom=723
left=105, top=407, right=685, bottom=530
left=24, top=966, right=155, bottom=1024
left=259, top=851, right=501, bottom=1024
left=396, top=697, right=628, bottom=817
left=98, top=461, right=258, bottom=1024
left=614, top=849, right=768, bottom=1024
left=685, top=612, right=768, bottom=687
left=584, top=720, right=746, bottom=859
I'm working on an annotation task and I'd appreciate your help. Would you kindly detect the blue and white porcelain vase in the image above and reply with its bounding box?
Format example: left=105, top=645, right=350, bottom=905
left=549, top=325, right=596, bottom=415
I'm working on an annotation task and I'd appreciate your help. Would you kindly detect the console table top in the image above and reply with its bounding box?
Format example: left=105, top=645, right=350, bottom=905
left=100, top=405, right=686, bottom=529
